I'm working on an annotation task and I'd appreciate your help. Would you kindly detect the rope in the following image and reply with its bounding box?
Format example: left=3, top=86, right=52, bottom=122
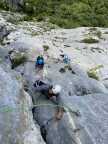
left=0, top=103, right=80, bottom=117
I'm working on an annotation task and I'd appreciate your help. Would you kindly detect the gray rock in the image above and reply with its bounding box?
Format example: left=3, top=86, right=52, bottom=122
left=0, top=25, right=11, bottom=42
left=0, top=65, right=45, bottom=144
left=30, top=62, right=108, bottom=144
left=0, top=16, right=15, bottom=45
left=63, top=94, right=108, bottom=144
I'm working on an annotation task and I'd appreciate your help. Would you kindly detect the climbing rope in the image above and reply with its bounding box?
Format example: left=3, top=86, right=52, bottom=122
left=0, top=103, right=80, bottom=117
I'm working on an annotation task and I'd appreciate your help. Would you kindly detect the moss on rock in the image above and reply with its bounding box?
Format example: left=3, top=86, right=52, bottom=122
left=11, top=53, right=27, bottom=69
left=82, top=37, right=99, bottom=44
left=87, top=70, right=99, bottom=80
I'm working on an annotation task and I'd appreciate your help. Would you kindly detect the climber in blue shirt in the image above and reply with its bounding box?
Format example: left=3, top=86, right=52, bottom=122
left=35, top=55, right=44, bottom=69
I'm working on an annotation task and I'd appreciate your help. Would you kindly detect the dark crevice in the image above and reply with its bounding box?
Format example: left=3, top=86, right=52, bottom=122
left=32, top=105, right=55, bottom=143
left=40, top=117, right=54, bottom=142
left=40, top=125, right=47, bottom=142
left=24, top=79, right=81, bottom=144
left=31, top=103, right=48, bottom=143
left=59, top=68, right=66, bottom=73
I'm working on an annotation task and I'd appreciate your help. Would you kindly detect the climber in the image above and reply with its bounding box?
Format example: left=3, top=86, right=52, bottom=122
left=35, top=55, right=44, bottom=69
left=33, top=80, right=61, bottom=99
left=33, top=80, right=64, bottom=120
left=60, top=54, right=70, bottom=64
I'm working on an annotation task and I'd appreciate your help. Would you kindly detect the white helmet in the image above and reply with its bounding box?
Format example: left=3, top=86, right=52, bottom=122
left=52, top=85, right=62, bottom=94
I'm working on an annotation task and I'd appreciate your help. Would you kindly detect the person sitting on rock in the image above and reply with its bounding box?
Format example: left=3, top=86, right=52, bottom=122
left=35, top=55, right=44, bottom=69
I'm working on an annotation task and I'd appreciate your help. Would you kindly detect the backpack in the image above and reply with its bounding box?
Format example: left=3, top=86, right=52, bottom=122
left=36, top=56, right=44, bottom=65
left=33, top=80, right=45, bottom=87
left=63, top=54, right=70, bottom=64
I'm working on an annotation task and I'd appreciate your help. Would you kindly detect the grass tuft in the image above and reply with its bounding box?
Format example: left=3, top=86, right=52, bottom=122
left=43, top=45, right=49, bottom=51
left=11, top=53, right=27, bottom=69
left=82, top=37, right=99, bottom=44
left=87, top=70, right=99, bottom=80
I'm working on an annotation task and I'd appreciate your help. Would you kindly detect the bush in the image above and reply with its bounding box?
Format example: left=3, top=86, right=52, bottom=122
left=87, top=65, right=103, bottom=80
left=2, top=0, right=108, bottom=28
left=82, top=37, right=99, bottom=43
left=87, top=70, right=99, bottom=80
left=43, top=45, right=49, bottom=51
left=0, top=1, right=9, bottom=10
left=95, top=31, right=102, bottom=38
left=11, top=54, right=27, bottom=69
left=88, top=28, right=102, bottom=39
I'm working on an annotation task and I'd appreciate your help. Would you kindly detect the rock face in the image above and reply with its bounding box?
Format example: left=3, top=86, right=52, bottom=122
left=0, top=11, right=108, bottom=144
left=0, top=65, right=45, bottom=144
left=0, top=13, right=15, bottom=45
left=28, top=62, right=108, bottom=144
left=0, top=25, right=9, bottom=42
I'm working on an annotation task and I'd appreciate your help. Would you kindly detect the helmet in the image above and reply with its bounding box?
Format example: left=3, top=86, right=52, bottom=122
left=52, top=85, right=62, bottom=94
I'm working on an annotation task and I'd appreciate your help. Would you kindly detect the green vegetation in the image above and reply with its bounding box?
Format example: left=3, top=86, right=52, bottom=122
left=82, top=28, right=103, bottom=44
left=0, top=1, right=16, bottom=11
left=43, top=45, right=49, bottom=51
left=1, top=0, right=108, bottom=28
left=11, top=53, right=27, bottom=69
left=88, top=28, right=102, bottom=38
left=87, top=70, right=99, bottom=80
left=89, top=65, right=103, bottom=71
left=82, top=37, right=99, bottom=43
left=23, top=0, right=108, bottom=28
left=0, top=1, right=9, bottom=10
left=16, top=75, right=21, bottom=80
left=87, top=65, right=103, bottom=80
